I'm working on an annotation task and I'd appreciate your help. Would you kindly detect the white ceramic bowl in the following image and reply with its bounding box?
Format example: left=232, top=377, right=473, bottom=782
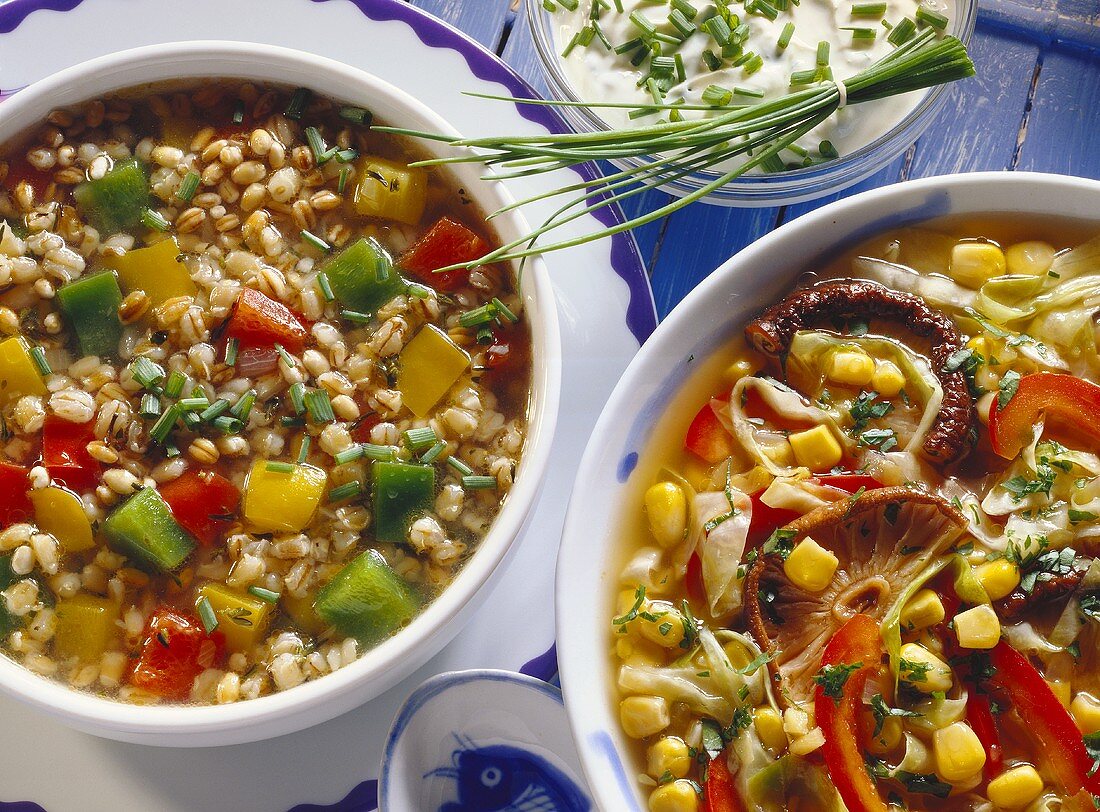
left=556, top=171, right=1100, bottom=810
left=0, top=41, right=561, bottom=747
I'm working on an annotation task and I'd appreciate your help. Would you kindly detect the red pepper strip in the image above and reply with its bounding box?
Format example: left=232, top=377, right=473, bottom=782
left=158, top=470, right=240, bottom=547
left=988, top=372, right=1100, bottom=459
left=965, top=691, right=1003, bottom=780
left=815, top=614, right=889, bottom=812
left=130, top=609, right=224, bottom=700
left=686, top=552, right=706, bottom=606
left=480, top=323, right=531, bottom=396
left=225, top=287, right=308, bottom=353
left=704, top=749, right=745, bottom=812
left=0, top=462, right=32, bottom=525
left=399, top=216, right=489, bottom=291
left=685, top=396, right=735, bottom=464
left=41, top=415, right=100, bottom=492
left=986, top=641, right=1100, bottom=798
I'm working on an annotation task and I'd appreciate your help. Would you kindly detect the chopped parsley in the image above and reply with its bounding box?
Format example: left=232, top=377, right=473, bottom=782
left=858, top=427, right=899, bottom=452
left=734, top=649, right=777, bottom=676
left=1080, top=592, right=1100, bottom=624
left=813, top=661, right=862, bottom=703
left=849, top=390, right=893, bottom=432
left=870, top=693, right=921, bottom=736
left=761, top=527, right=796, bottom=561
left=612, top=585, right=646, bottom=626
left=899, top=658, right=930, bottom=682
left=997, top=369, right=1021, bottom=410
left=1085, top=731, right=1100, bottom=777
left=1071, top=509, right=1100, bottom=524
left=1019, top=546, right=1077, bottom=595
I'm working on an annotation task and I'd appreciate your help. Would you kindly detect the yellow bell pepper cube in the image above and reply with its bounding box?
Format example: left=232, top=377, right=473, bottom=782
left=0, top=336, right=47, bottom=407
left=31, top=486, right=95, bottom=552
left=352, top=157, right=427, bottom=225
left=397, top=325, right=471, bottom=417
left=243, top=461, right=327, bottom=533
left=197, top=583, right=273, bottom=653
left=102, top=236, right=197, bottom=306
left=55, top=594, right=118, bottom=662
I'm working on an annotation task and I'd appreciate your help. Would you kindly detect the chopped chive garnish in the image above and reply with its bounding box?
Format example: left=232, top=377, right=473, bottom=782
left=614, top=37, right=643, bottom=55
left=164, top=371, right=186, bottom=399
left=334, top=445, right=366, bottom=465
left=29, top=345, right=51, bottom=377
left=462, top=475, right=498, bottom=490
left=289, top=382, right=307, bottom=415
left=305, top=126, right=330, bottom=164
left=403, top=426, right=438, bottom=451
left=181, top=410, right=202, bottom=430
left=735, top=86, right=766, bottom=98
left=674, top=53, right=687, bottom=84
left=703, top=84, right=733, bottom=106
left=341, top=309, right=372, bottom=324
left=165, top=443, right=180, bottom=458
left=459, top=304, right=496, bottom=328
left=778, top=21, right=796, bottom=49
left=750, top=0, right=779, bottom=21
left=328, top=480, right=362, bottom=502
left=232, top=100, right=245, bottom=124
left=266, top=461, right=296, bottom=474
left=197, top=596, right=218, bottom=634
left=200, top=398, right=230, bottom=422
left=702, top=15, right=732, bottom=46
left=176, top=171, right=200, bottom=202
left=339, top=106, right=373, bottom=126
left=887, top=16, right=917, bottom=44
left=477, top=327, right=494, bottom=345
left=224, top=337, right=239, bottom=367
left=297, top=434, right=312, bottom=464
left=669, top=9, right=696, bottom=37
left=852, top=1, right=887, bottom=16
left=447, top=456, right=474, bottom=477
left=150, top=404, right=181, bottom=444
left=247, top=585, right=281, bottom=604
left=301, top=229, right=331, bottom=253
left=274, top=343, right=295, bottom=367
left=628, top=10, right=656, bottom=37
left=701, top=49, right=723, bottom=71
left=316, top=271, right=335, bottom=302
left=819, top=139, right=840, bottom=159
left=842, top=26, right=878, bottom=39
left=420, top=441, right=447, bottom=464
left=178, top=396, right=209, bottom=411
left=304, top=389, right=335, bottom=423
left=337, top=166, right=351, bottom=195
left=230, top=389, right=256, bottom=422
left=285, top=87, right=311, bottom=120
left=407, top=283, right=431, bottom=300
left=212, top=415, right=243, bottom=434
left=561, top=31, right=583, bottom=58
left=558, top=0, right=578, bottom=8
left=141, top=208, right=171, bottom=232
left=491, top=297, right=518, bottom=323
left=140, top=393, right=162, bottom=419
left=131, top=357, right=166, bottom=389
left=281, top=416, right=306, bottom=428
left=672, top=0, right=697, bottom=18
left=362, top=443, right=398, bottom=461
left=790, top=69, right=820, bottom=85
left=817, top=41, right=831, bottom=66
left=916, top=4, right=948, bottom=30
left=591, top=19, right=613, bottom=50
left=742, top=53, right=764, bottom=76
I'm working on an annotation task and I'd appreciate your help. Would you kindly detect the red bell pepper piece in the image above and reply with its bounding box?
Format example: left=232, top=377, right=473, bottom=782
left=350, top=412, right=382, bottom=444
left=158, top=470, right=240, bottom=547
left=41, top=415, right=100, bottom=492
left=815, top=613, right=889, bottom=812
left=225, top=287, right=308, bottom=353
left=399, top=216, right=490, bottom=291
left=985, top=641, right=1100, bottom=798
left=0, top=462, right=32, bottom=525
left=965, top=691, right=1003, bottom=780
left=130, top=609, right=223, bottom=700
left=704, top=750, right=744, bottom=812
left=989, top=372, right=1100, bottom=459
left=686, top=397, right=735, bottom=464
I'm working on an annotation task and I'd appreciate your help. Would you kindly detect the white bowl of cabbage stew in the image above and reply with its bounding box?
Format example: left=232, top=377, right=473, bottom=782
left=0, top=41, right=560, bottom=746
left=558, top=172, right=1100, bottom=811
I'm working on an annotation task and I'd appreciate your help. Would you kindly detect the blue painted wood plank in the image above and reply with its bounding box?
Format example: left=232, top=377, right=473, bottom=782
left=406, top=0, right=513, bottom=50
left=1015, top=43, right=1100, bottom=178
left=907, top=23, right=1038, bottom=177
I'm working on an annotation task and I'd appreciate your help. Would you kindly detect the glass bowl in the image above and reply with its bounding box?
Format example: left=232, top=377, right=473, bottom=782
left=524, top=0, right=978, bottom=208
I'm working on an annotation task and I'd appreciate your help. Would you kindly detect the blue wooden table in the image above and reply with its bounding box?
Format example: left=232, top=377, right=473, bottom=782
left=406, top=0, right=1099, bottom=319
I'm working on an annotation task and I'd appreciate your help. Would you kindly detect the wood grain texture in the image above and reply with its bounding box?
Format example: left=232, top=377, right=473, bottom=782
left=406, top=0, right=514, bottom=50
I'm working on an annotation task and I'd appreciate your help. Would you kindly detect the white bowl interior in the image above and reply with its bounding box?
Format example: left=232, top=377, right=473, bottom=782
left=556, top=171, right=1100, bottom=810
left=0, top=41, right=561, bottom=746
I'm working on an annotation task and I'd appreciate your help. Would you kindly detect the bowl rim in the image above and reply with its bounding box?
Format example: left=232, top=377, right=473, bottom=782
left=555, top=170, right=1100, bottom=810
left=0, top=40, right=561, bottom=742
left=522, top=0, right=979, bottom=204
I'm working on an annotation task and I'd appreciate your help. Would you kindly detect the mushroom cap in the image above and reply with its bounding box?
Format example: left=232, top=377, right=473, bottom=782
left=745, top=486, right=966, bottom=708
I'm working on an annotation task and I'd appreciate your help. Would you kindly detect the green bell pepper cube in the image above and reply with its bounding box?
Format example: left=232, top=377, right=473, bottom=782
left=314, top=549, right=421, bottom=646
left=372, top=460, right=434, bottom=544
left=72, top=158, right=150, bottom=235
left=56, top=271, right=124, bottom=358
left=103, top=486, right=195, bottom=573
left=321, top=237, right=407, bottom=313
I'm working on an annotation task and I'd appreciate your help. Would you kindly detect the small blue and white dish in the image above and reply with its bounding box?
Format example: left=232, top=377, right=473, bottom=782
left=379, top=670, right=593, bottom=812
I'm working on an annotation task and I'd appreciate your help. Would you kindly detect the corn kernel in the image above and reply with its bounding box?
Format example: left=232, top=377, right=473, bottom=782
left=901, top=589, right=946, bottom=631
left=783, top=537, right=838, bottom=593
left=638, top=603, right=687, bottom=649
left=647, top=736, right=692, bottom=780
left=828, top=350, right=876, bottom=387
left=871, top=360, right=906, bottom=397
left=618, top=589, right=642, bottom=614
left=783, top=706, right=812, bottom=739
left=754, top=707, right=788, bottom=754
left=933, top=721, right=986, bottom=783
left=1047, top=680, right=1071, bottom=709
left=648, top=779, right=700, bottom=812
left=974, top=559, right=1020, bottom=601
left=789, top=726, right=825, bottom=756
left=1005, top=241, right=1056, bottom=277
left=723, top=358, right=755, bottom=385
left=620, top=695, right=670, bottom=739
left=645, top=482, right=688, bottom=549
left=866, top=714, right=904, bottom=755
left=966, top=335, right=990, bottom=356
left=788, top=425, right=843, bottom=473
left=950, top=242, right=1007, bottom=289
left=1071, top=692, right=1100, bottom=735
left=954, top=604, right=1001, bottom=649
left=899, top=642, right=954, bottom=694
left=616, top=636, right=667, bottom=667
left=987, top=764, right=1044, bottom=809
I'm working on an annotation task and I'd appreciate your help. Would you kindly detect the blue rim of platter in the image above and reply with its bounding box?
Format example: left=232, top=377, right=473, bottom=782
left=0, top=1, right=657, bottom=809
